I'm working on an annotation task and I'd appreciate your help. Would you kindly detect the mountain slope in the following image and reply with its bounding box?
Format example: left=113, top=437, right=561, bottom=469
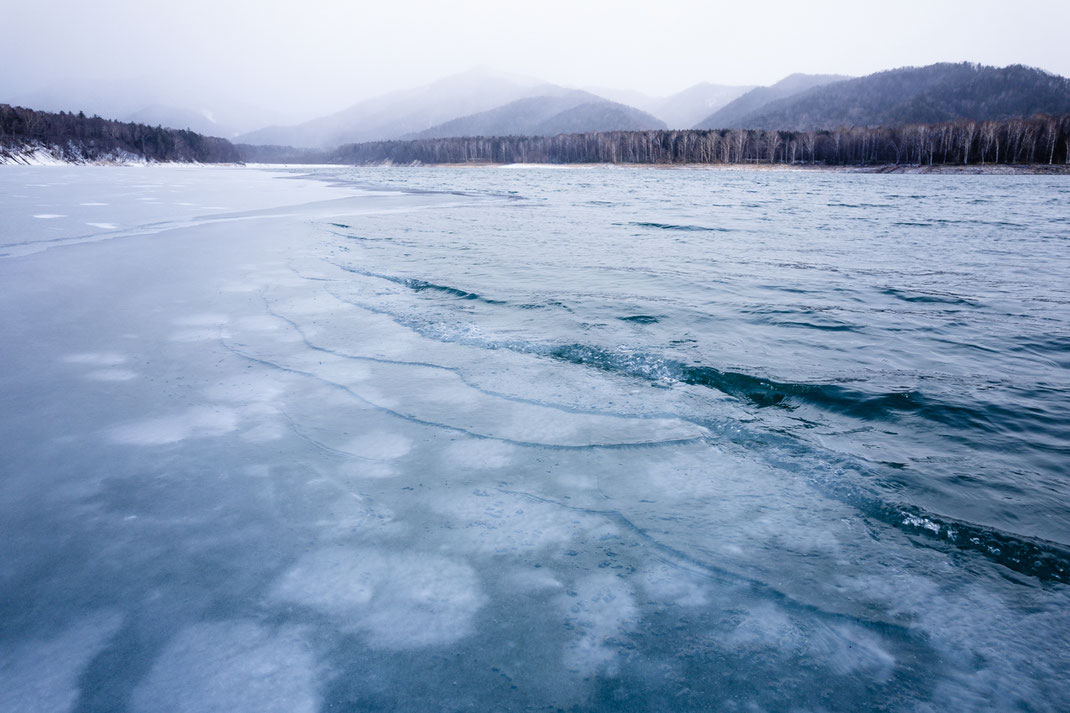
left=238, top=70, right=567, bottom=148
left=412, top=91, right=664, bottom=138
left=715, top=63, right=1070, bottom=130
left=694, top=73, right=849, bottom=129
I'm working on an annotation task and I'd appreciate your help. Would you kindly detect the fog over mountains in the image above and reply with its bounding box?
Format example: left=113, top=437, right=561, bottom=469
left=5, top=63, right=1070, bottom=155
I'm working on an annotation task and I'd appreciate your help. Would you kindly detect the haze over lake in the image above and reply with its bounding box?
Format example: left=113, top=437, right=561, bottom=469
left=1, top=164, right=1068, bottom=712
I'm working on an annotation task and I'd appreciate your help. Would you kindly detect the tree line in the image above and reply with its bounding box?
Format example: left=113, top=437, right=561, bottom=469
left=0, top=105, right=240, bottom=163
left=325, top=114, right=1070, bottom=167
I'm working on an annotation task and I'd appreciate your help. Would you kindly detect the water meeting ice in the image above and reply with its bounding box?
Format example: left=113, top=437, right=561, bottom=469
left=1, top=164, right=1068, bottom=712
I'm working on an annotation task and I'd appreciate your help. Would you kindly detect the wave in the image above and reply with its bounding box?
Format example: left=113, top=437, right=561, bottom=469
left=329, top=264, right=1043, bottom=436
left=881, top=287, right=977, bottom=306
left=543, top=342, right=1010, bottom=431
left=337, top=265, right=506, bottom=305
left=626, top=221, right=731, bottom=232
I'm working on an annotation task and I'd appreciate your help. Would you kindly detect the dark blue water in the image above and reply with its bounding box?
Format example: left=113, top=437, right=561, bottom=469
left=1, top=165, right=1068, bottom=712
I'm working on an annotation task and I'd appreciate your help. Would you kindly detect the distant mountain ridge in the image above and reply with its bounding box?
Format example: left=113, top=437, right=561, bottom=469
left=588, top=83, right=756, bottom=128
left=237, top=71, right=751, bottom=147
left=694, top=74, right=850, bottom=129
left=238, top=70, right=564, bottom=148
left=699, top=63, right=1070, bottom=130
left=411, top=90, right=664, bottom=138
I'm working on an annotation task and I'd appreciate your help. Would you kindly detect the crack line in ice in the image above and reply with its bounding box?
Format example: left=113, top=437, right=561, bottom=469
left=278, top=409, right=396, bottom=463
left=313, top=278, right=1070, bottom=582
left=261, top=293, right=692, bottom=424
left=220, top=338, right=706, bottom=451
left=494, top=487, right=921, bottom=635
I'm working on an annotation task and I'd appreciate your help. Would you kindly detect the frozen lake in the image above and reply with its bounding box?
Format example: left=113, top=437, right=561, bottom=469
left=1, top=164, right=1068, bottom=712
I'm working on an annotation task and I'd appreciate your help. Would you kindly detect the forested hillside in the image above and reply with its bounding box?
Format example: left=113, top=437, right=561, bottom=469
left=326, top=114, right=1070, bottom=167
left=723, top=63, right=1070, bottom=130
left=0, top=105, right=240, bottom=163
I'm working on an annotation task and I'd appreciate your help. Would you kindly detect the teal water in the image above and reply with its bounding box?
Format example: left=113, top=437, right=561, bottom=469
left=0, top=165, right=1068, bottom=712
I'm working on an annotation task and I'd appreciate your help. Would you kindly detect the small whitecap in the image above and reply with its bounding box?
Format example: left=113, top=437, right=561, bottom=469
left=85, top=222, right=118, bottom=230
left=33, top=214, right=65, bottom=219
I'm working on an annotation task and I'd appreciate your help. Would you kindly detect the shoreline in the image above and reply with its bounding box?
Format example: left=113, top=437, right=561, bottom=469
left=4, top=156, right=1069, bottom=175
left=401, top=161, right=1070, bottom=175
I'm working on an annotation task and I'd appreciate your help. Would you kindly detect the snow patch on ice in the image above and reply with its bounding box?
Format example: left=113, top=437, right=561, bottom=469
left=109, top=406, right=239, bottom=445
left=234, top=315, right=284, bottom=332
left=85, top=369, right=138, bottom=382
left=174, top=313, right=229, bottom=327
left=639, top=564, right=709, bottom=608
left=338, top=461, right=398, bottom=479
left=169, top=329, right=230, bottom=343
left=204, top=374, right=287, bottom=404
left=343, top=430, right=412, bottom=460
left=62, top=352, right=127, bottom=366
left=559, top=573, right=638, bottom=676
left=271, top=547, right=485, bottom=649
left=727, top=603, right=895, bottom=677
left=442, top=438, right=518, bottom=469
left=509, top=568, right=563, bottom=591
left=0, top=610, right=122, bottom=713
left=431, top=489, right=613, bottom=555
left=129, top=621, right=319, bottom=713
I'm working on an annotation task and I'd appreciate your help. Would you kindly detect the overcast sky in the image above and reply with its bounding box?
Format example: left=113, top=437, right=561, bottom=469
left=3, top=0, right=1069, bottom=122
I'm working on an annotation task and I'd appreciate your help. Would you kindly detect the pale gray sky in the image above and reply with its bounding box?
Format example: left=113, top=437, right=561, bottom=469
left=3, top=0, right=1069, bottom=122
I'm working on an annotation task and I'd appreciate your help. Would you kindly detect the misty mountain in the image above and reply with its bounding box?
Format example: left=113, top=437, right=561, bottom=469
left=237, top=70, right=573, bottom=149
left=652, top=83, right=756, bottom=128
left=6, top=78, right=284, bottom=137
left=703, top=63, right=1070, bottom=130
left=125, top=104, right=233, bottom=138
left=586, top=83, right=754, bottom=129
left=411, top=91, right=664, bottom=139
left=694, top=73, right=850, bottom=129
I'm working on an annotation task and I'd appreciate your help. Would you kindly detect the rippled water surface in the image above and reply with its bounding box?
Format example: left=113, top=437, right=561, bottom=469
left=1, top=165, right=1068, bottom=712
